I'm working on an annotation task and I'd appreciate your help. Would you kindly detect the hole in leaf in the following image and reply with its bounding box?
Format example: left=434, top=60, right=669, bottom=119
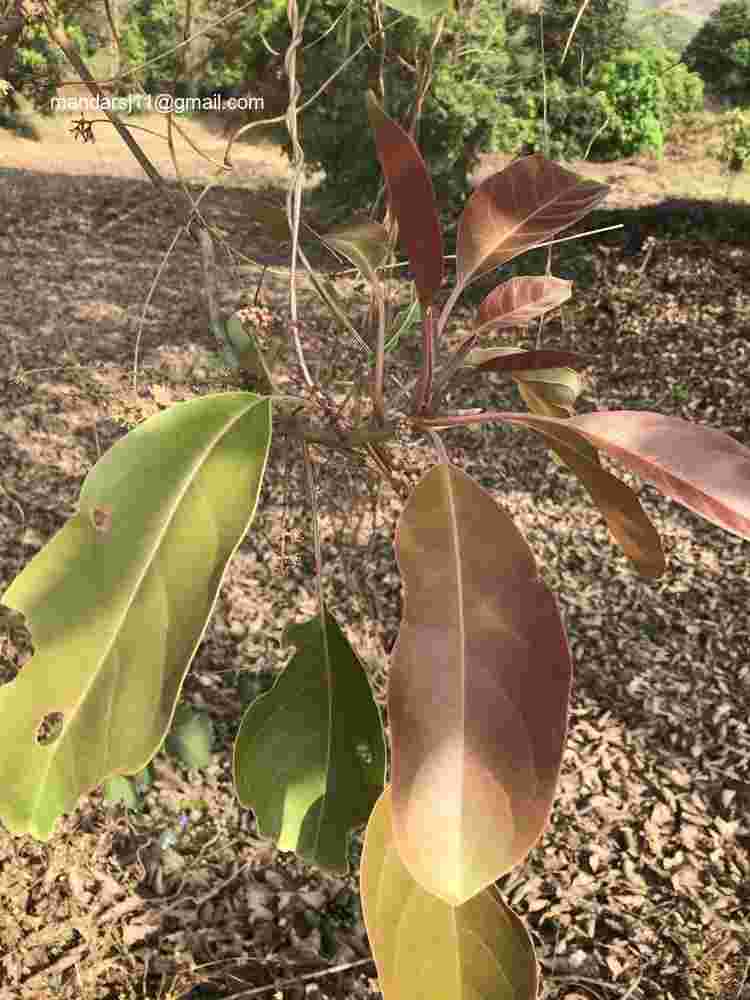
left=36, top=711, right=64, bottom=746
left=0, top=605, right=32, bottom=686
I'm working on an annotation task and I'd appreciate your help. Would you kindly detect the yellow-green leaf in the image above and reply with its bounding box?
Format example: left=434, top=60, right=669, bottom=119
left=0, top=392, right=272, bottom=841
left=361, top=786, right=538, bottom=1000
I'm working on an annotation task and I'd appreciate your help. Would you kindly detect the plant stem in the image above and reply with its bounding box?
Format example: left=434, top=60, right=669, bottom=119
left=411, top=306, right=436, bottom=414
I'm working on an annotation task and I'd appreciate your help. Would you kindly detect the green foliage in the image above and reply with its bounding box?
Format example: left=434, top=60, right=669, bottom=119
left=122, top=0, right=180, bottom=91
left=193, top=0, right=288, bottom=95
left=624, top=2, right=699, bottom=56
left=714, top=108, right=750, bottom=172
left=683, top=0, right=750, bottom=106
left=524, top=78, right=610, bottom=161
left=506, top=0, right=631, bottom=89
left=588, top=48, right=668, bottom=159
left=641, top=46, right=704, bottom=131
left=3, top=22, right=63, bottom=115
left=273, top=0, right=532, bottom=227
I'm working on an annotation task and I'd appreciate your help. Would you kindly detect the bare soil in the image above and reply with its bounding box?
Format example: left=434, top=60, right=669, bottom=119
left=0, top=109, right=749, bottom=1000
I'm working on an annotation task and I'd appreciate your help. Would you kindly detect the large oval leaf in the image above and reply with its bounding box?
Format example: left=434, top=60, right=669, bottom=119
left=476, top=275, right=572, bottom=333
left=495, top=411, right=750, bottom=543
left=233, top=609, right=386, bottom=873
left=0, top=392, right=272, bottom=841
left=390, top=463, right=573, bottom=905
left=456, top=155, right=609, bottom=288
left=361, top=786, right=538, bottom=1000
left=366, top=91, right=444, bottom=309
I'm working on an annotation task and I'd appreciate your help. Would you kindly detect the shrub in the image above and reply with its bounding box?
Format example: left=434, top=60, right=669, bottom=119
left=3, top=21, right=65, bottom=115
left=631, top=46, right=704, bottom=132
left=197, top=0, right=288, bottom=94
left=505, top=0, right=631, bottom=89
left=523, top=78, right=611, bottom=161
left=714, top=107, right=750, bottom=172
left=623, top=4, right=699, bottom=57
left=588, top=48, right=668, bottom=159
left=683, top=0, right=750, bottom=107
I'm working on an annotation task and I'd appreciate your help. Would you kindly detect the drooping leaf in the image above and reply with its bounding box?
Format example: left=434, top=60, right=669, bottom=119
left=488, top=411, right=750, bottom=541
left=513, top=367, right=584, bottom=418
left=361, top=786, right=538, bottom=1000
left=321, top=221, right=390, bottom=285
left=390, top=463, right=573, bottom=905
left=366, top=91, right=444, bottom=309
left=456, top=155, right=609, bottom=289
left=464, top=347, right=591, bottom=374
left=0, top=392, right=272, bottom=841
left=538, top=434, right=665, bottom=578
left=476, top=276, right=572, bottom=333
left=233, top=610, right=386, bottom=874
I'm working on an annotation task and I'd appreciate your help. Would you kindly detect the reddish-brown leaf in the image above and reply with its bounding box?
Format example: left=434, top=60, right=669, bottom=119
left=566, top=411, right=750, bottom=540
left=476, top=276, right=572, bottom=332
left=365, top=91, right=444, bottom=310
left=489, top=410, right=750, bottom=543
left=390, top=463, right=573, bottom=905
left=464, top=348, right=591, bottom=375
left=456, top=155, right=609, bottom=288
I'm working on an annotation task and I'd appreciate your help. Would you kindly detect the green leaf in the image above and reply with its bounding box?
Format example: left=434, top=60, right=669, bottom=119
left=361, top=786, right=538, bottom=1000
left=233, top=609, right=386, bottom=874
left=166, top=704, right=214, bottom=769
left=103, top=775, right=139, bottom=811
left=0, top=392, right=272, bottom=840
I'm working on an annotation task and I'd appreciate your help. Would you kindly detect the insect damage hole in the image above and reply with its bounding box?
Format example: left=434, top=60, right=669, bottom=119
left=35, top=711, right=64, bottom=746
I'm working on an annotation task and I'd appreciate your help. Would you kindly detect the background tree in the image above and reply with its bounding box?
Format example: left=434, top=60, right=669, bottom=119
left=682, top=0, right=750, bottom=107
left=0, top=0, right=96, bottom=117
left=505, top=0, right=630, bottom=89
left=268, top=0, right=536, bottom=233
left=623, top=1, right=701, bottom=56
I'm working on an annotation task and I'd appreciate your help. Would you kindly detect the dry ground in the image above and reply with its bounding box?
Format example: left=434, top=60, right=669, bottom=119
left=0, top=108, right=749, bottom=1000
